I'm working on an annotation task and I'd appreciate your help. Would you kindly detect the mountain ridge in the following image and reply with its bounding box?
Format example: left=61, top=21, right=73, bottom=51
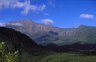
left=4, top=20, right=96, bottom=46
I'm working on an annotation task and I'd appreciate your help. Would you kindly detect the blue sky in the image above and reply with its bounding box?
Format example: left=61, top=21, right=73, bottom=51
left=0, top=0, right=96, bottom=28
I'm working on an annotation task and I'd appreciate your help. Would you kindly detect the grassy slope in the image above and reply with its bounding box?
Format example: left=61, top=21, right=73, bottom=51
left=31, top=53, right=96, bottom=62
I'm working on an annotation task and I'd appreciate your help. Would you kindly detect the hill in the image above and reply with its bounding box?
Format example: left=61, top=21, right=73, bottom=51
left=5, top=20, right=96, bottom=46
left=0, top=27, right=48, bottom=54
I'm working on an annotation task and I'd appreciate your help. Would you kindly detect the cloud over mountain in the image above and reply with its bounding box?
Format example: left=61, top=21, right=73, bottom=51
left=0, top=22, right=6, bottom=26
left=42, top=19, right=54, bottom=25
left=7, top=22, right=23, bottom=26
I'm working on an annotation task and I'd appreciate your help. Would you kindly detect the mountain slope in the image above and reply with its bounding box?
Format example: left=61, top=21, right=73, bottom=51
left=5, top=20, right=96, bottom=46
left=5, top=20, right=76, bottom=44
left=0, top=27, right=48, bottom=54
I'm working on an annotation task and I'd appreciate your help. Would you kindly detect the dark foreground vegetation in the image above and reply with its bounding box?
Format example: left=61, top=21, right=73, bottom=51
left=1, top=42, right=96, bottom=62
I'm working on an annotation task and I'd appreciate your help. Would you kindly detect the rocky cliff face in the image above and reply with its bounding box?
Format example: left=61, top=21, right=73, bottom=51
left=5, top=20, right=61, bottom=41
left=5, top=20, right=96, bottom=46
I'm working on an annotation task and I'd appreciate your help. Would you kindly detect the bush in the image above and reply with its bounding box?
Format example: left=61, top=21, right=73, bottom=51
left=0, top=42, right=19, bottom=62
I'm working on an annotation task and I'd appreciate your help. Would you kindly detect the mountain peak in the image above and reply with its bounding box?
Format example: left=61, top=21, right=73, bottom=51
left=6, top=20, right=37, bottom=27
left=11, top=20, right=35, bottom=24
left=79, top=25, right=88, bottom=28
left=79, top=25, right=96, bottom=29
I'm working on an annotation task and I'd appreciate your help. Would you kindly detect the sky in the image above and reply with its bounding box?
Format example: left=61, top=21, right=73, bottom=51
left=0, top=0, right=96, bottom=28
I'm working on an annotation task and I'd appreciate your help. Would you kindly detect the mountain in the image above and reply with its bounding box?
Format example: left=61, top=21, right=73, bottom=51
left=5, top=20, right=96, bottom=46
left=0, top=27, right=49, bottom=54
left=5, top=20, right=63, bottom=43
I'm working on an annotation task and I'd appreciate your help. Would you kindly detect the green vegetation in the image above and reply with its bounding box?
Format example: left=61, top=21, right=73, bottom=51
left=0, top=42, right=19, bottom=62
left=1, top=42, right=96, bottom=62
left=38, top=53, right=96, bottom=62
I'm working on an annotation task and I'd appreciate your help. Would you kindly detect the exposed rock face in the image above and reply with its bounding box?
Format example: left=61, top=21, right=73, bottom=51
left=5, top=20, right=76, bottom=44
left=0, top=27, right=40, bottom=53
left=5, top=20, right=96, bottom=46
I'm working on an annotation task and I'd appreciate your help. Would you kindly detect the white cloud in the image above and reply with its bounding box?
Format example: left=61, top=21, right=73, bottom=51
left=39, top=4, right=46, bottom=11
left=0, top=0, right=46, bottom=15
left=14, top=1, right=46, bottom=15
left=42, top=19, right=54, bottom=25
left=0, top=0, right=18, bottom=9
left=8, top=23, right=23, bottom=26
left=0, top=22, right=6, bottom=26
left=80, top=14, right=94, bottom=19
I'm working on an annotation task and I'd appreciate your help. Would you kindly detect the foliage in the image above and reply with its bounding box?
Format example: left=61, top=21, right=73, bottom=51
left=0, top=42, right=6, bottom=62
left=0, top=42, right=19, bottom=62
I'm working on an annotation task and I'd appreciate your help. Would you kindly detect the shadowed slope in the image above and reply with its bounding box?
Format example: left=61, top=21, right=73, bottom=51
left=0, top=27, right=43, bottom=53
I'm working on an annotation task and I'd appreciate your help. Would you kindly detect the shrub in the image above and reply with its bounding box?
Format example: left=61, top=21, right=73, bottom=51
left=0, top=42, right=19, bottom=62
